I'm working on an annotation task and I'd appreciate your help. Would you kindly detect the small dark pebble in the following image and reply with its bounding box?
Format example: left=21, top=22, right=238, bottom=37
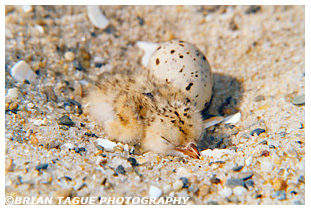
left=224, top=124, right=235, bottom=129
left=137, top=16, right=145, bottom=25
left=250, top=128, right=265, bottom=136
left=207, top=201, right=219, bottom=205
left=232, top=165, right=243, bottom=172
left=290, top=190, right=297, bottom=195
left=115, top=165, right=126, bottom=175
left=80, top=123, right=85, bottom=127
left=245, top=5, right=261, bottom=14
left=226, top=178, right=246, bottom=187
left=261, top=150, right=270, bottom=157
left=84, top=132, right=98, bottom=138
left=99, top=153, right=107, bottom=158
left=180, top=177, right=189, bottom=188
left=73, top=61, right=86, bottom=71
left=296, top=141, right=302, bottom=144
left=77, top=183, right=87, bottom=191
left=127, top=157, right=139, bottom=167
left=238, top=172, right=254, bottom=180
left=35, top=163, right=48, bottom=171
left=245, top=179, right=255, bottom=188
left=269, top=145, right=276, bottom=149
left=209, top=160, right=225, bottom=166
left=298, top=175, right=305, bottom=184
left=35, top=69, right=40, bottom=75
left=272, top=190, right=286, bottom=200
left=95, top=63, right=105, bottom=68
left=104, top=25, right=117, bottom=35
left=210, top=177, right=221, bottom=184
left=67, top=99, right=83, bottom=115
left=57, top=115, right=75, bottom=127
left=255, top=194, right=262, bottom=198
left=259, top=140, right=268, bottom=145
left=61, top=176, right=72, bottom=181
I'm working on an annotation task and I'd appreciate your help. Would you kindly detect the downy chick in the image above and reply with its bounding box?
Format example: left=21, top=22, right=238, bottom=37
left=85, top=70, right=204, bottom=159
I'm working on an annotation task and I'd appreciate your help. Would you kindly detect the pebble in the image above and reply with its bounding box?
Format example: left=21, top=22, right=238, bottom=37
left=53, top=188, right=73, bottom=200
left=149, top=186, right=162, bottom=198
left=245, top=156, right=253, bottom=166
left=292, top=94, right=305, bottom=105
left=64, top=51, right=75, bottom=62
left=176, top=189, right=189, bottom=198
left=56, top=115, right=75, bottom=127
left=210, top=177, right=221, bottom=184
left=245, top=179, right=255, bottom=188
left=97, top=138, right=117, bottom=151
left=43, top=86, right=57, bottom=102
left=62, top=143, right=75, bottom=150
left=232, top=165, right=243, bottom=172
left=180, top=177, right=189, bottom=188
left=219, top=187, right=232, bottom=197
left=272, top=190, right=286, bottom=200
left=33, top=119, right=43, bottom=126
left=223, top=112, right=241, bottom=124
left=127, top=157, right=139, bottom=167
left=233, top=186, right=247, bottom=196
left=189, top=184, right=199, bottom=194
left=260, top=160, right=274, bottom=172
left=198, top=184, right=209, bottom=197
left=250, top=128, right=266, bottom=136
left=176, top=167, right=191, bottom=177
left=272, top=177, right=287, bottom=191
left=87, top=5, right=109, bottom=29
left=162, top=184, right=172, bottom=194
left=35, top=163, right=48, bottom=171
left=7, top=88, right=19, bottom=98
left=10, top=60, right=37, bottom=83
left=238, top=172, right=253, bottom=180
left=115, top=165, right=126, bottom=175
left=226, top=178, right=246, bottom=187
left=207, top=201, right=219, bottom=205
left=172, top=180, right=184, bottom=191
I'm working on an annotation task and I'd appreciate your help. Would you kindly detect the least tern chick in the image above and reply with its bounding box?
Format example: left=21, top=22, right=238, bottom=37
left=86, top=71, right=204, bottom=159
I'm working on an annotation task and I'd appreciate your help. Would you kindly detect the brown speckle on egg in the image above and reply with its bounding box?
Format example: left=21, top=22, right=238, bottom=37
left=179, top=55, right=184, bottom=59
left=179, top=68, right=183, bottom=73
left=179, top=43, right=185, bottom=47
left=170, top=50, right=175, bottom=54
left=185, top=83, right=193, bottom=91
left=156, top=58, right=160, bottom=65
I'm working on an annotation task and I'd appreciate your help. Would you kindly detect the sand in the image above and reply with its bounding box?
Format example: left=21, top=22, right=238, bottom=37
left=5, top=5, right=305, bottom=205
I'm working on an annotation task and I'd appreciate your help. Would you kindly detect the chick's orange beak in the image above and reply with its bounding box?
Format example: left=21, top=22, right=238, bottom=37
left=175, top=143, right=202, bottom=159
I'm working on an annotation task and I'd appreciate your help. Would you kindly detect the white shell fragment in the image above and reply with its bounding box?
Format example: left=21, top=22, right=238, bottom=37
left=10, top=60, right=37, bottom=83
left=87, top=6, right=109, bottom=29
left=201, top=149, right=234, bottom=159
left=137, top=41, right=159, bottom=67
left=203, top=116, right=224, bottom=128
left=223, top=112, right=241, bottom=124
left=97, top=138, right=117, bottom=150
left=148, top=40, right=213, bottom=111
left=62, top=143, right=75, bottom=150
left=7, top=88, right=19, bottom=99
left=149, top=186, right=162, bottom=198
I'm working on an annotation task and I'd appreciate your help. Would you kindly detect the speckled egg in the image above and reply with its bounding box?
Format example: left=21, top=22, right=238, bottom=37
left=148, top=40, right=213, bottom=111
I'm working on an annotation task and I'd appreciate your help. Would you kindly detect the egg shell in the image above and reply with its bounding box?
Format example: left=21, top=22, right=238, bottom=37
left=148, top=40, right=213, bottom=110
